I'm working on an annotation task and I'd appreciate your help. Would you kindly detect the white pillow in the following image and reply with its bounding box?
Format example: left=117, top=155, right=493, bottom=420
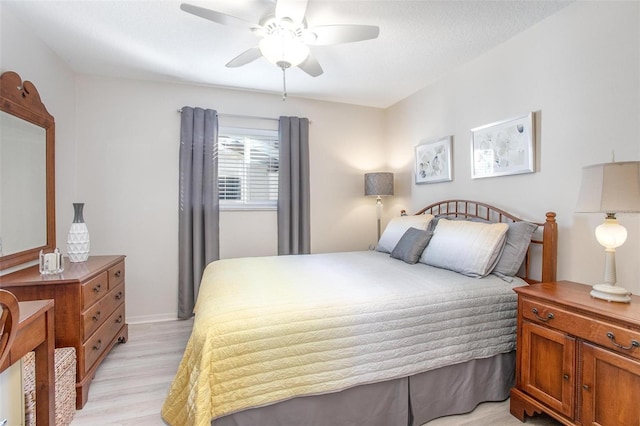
left=420, top=219, right=509, bottom=277
left=376, top=214, right=434, bottom=253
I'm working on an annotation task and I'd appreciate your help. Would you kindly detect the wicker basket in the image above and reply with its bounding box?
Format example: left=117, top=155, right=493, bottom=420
left=23, top=347, right=76, bottom=426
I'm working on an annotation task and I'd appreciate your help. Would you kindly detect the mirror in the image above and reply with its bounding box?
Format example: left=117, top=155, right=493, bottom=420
left=0, top=71, right=55, bottom=270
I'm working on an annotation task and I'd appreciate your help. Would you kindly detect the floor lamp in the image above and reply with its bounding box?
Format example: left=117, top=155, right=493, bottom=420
left=575, top=161, right=640, bottom=303
left=364, top=172, right=394, bottom=241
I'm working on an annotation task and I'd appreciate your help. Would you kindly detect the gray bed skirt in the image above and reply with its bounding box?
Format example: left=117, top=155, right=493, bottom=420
left=212, top=351, right=515, bottom=426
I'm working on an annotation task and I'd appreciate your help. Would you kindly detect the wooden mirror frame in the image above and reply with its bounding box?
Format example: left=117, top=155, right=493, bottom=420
left=0, top=71, right=56, bottom=270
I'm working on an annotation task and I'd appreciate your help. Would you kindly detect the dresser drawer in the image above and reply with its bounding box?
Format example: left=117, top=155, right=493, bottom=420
left=81, top=271, right=108, bottom=309
left=108, top=261, right=125, bottom=290
left=522, top=298, right=640, bottom=361
left=82, top=282, right=125, bottom=341
left=82, top=303, right=126, bottom=374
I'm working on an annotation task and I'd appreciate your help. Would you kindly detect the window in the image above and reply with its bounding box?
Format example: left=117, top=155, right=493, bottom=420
left=218, top=128, right=279, bottom=209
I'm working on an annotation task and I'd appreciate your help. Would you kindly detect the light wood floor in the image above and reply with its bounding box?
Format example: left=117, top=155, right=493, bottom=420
left=70, top=320, right=560, bottom=425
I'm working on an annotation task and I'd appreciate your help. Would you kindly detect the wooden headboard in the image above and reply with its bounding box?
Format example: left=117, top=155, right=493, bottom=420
left=404, top=200, right=557, bottom=284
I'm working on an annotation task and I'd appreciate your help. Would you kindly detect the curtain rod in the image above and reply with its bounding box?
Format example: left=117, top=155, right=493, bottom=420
left=176, top=109, right=279, bottom=122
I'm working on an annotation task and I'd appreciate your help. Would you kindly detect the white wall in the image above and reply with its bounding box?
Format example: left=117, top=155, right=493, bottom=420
left=73, top=75, right=385, bottom=322
left=385, top=1, right=640, bottom=294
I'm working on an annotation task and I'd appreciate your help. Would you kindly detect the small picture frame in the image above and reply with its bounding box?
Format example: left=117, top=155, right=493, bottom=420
left=471, top=112, right=535, bottom=179
left=415, top=136, right=453, bottom=184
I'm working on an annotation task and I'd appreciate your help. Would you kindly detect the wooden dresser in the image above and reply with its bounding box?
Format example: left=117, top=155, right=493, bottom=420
left=0, top=255, right=128, bottom=408
left=510, top=281, right=640, bottom=425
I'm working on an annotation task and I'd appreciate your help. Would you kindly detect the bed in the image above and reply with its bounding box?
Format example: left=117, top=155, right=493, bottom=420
left=162, top=200, right=558, bottom=426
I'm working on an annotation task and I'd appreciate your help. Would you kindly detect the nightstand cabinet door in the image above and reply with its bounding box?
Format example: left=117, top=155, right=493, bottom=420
left=521, top=320, right=575, bottom=418
left=580, top=342, right=640, bottom=426
left=511, top=282, right=640, bottom=426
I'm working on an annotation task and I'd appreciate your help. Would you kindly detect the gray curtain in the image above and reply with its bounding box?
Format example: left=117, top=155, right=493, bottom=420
left=178, top=107, right=219, bottom=319
left=277, top=116, right=311, bottom=255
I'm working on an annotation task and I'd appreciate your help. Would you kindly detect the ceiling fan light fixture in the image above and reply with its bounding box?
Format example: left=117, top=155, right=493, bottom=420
left=259, top=32, right=310, bottom=68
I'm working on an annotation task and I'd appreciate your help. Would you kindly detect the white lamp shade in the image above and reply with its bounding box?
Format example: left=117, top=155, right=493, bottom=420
left=595, top=218, right=628, bottom=249
left=364, top=172, right=394, bottom=197
left=575, top=161, right=640, bottom=213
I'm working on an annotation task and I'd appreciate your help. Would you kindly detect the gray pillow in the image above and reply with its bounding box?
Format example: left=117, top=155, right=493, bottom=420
left=492, top=221, right=538, bottom=280
left=390, top=227, right=433, bottom=264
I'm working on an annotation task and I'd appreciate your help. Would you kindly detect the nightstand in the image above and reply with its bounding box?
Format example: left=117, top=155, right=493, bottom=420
left=510, top=281, right=640, bottom=425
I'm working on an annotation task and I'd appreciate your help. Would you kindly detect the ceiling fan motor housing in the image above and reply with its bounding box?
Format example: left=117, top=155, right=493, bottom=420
left=259, top=16, right=310, bottom=67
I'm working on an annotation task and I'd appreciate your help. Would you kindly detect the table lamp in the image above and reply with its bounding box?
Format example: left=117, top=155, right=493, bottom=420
left=575, top=161, right=640, bottom=302
left=364, top=172, right=394, bottom=241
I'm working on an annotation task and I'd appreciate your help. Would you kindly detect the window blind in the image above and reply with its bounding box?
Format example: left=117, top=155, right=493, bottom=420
left=218, top=130, right=279, bottom=208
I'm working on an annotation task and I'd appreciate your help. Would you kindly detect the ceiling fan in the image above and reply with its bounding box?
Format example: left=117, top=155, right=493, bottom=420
left=180, top=0, right=380, bottom=98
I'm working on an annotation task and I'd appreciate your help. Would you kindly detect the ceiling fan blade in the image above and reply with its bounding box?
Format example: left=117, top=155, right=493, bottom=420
left=226, top=47, right=263, bottom=67
left=297, top=54, right=323, bottom=77
left=307, top=25, right=380, bottom=46
left=180, top=3, right=255, bottom=28
left=275, top=0, right=308, bottom=23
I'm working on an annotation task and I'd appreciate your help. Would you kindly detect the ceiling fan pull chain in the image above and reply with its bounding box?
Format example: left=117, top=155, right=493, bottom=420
left=282, top=67, right=287, bottom=101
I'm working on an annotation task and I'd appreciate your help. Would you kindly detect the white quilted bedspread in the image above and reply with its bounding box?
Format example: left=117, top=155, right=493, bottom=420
left=162, top=251, right=525, bottom=426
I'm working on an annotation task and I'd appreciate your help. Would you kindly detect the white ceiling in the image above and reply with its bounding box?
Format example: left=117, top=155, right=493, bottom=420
left=3, top=0, right=572, bottom=108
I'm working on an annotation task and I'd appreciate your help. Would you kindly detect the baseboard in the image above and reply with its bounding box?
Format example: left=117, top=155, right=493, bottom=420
left=126, top=313, right=178, bottom=324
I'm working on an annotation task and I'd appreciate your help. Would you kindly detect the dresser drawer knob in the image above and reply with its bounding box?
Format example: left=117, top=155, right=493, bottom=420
left=583, top=384, right=590, bottom=391
left=93, top=283, right=102, bottom=293
left=92, top=311, right=101, bottom=322
left=116, top=315, right=123, bottom=324
left=93, top=339, right=102, bottom=351
left=606, top=332, right=640, bottom=351
left=563, top=374, right=569, bottom=380
left=532, top=308, right=554, bottom=322
left=115, top=291, right=123, bottom=300
left=114, top=270, right=122, bottom=278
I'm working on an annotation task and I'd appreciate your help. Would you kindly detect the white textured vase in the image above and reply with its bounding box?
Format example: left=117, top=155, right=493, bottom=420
left=67, top=203, right=90, bottom=262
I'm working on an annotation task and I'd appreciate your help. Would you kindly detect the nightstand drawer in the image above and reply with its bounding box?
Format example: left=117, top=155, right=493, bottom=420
left=588, top=322, right=640, bottom=361
left=522, top=298, right=640, bottom=361
left=81, top=271, right=108, bottom=309
left=521, top=298, right=582, bottom=333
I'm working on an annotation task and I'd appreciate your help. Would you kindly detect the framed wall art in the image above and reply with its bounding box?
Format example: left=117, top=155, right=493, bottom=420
left=415, top=136, right=452, bottom=184
left=470, top=112, right=535, bottom=179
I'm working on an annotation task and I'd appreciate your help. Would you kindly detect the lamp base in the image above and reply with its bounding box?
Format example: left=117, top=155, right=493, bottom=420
left=590, top=283, right=632, bottom=303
